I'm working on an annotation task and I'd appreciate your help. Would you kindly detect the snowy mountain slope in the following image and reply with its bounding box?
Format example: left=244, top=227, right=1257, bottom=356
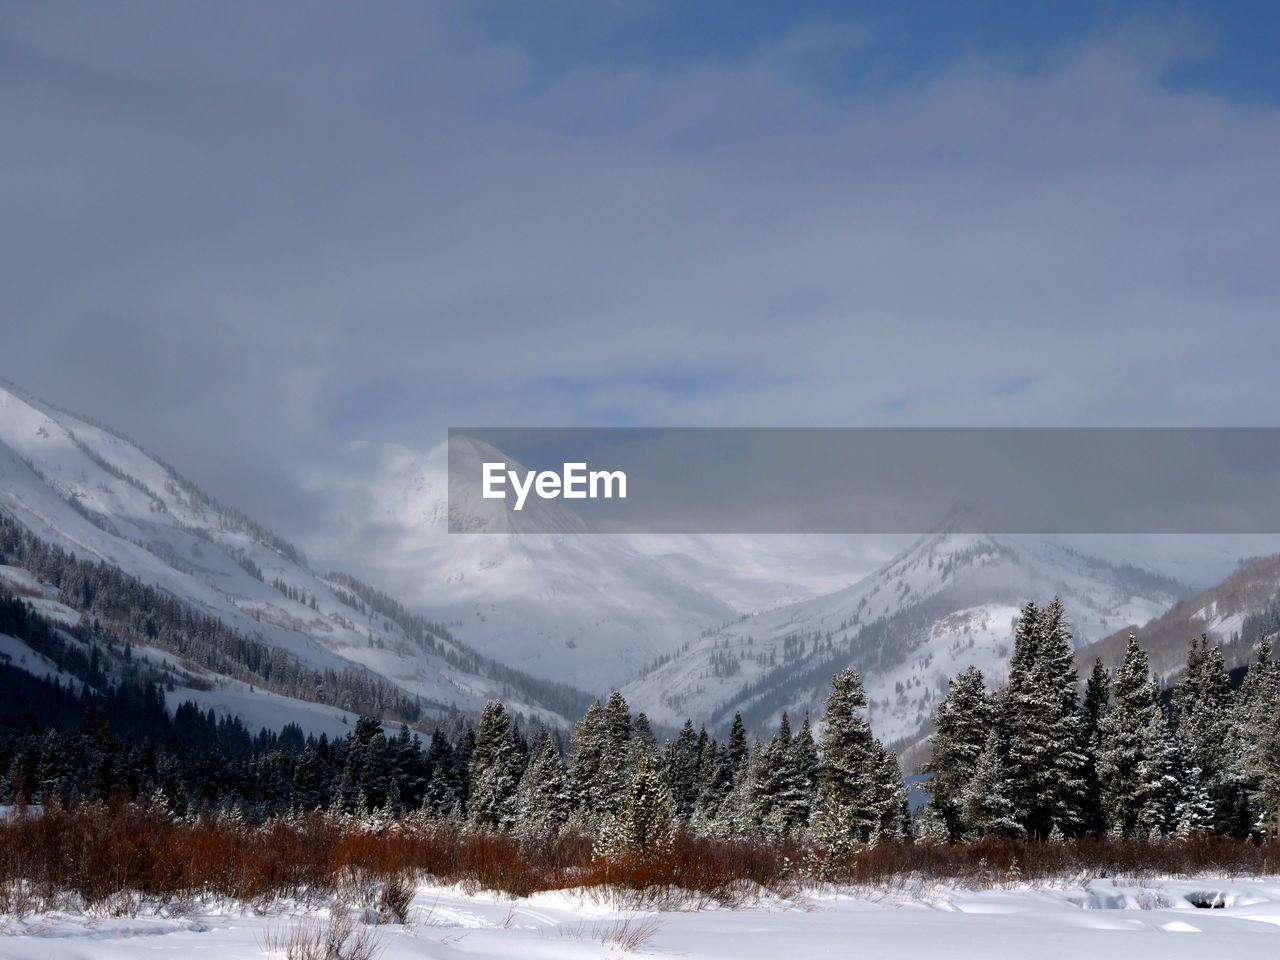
left=622, top=531, right=1186, bottom=748
left=307, top=440, right=752, bottom=692
left=0, top=384, right=593, bottom=732
left=1074, top=553, right=1280, bottom=682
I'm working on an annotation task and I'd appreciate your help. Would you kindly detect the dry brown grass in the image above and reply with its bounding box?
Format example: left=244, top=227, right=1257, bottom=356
left=3, top=798, right=1279, bottom=917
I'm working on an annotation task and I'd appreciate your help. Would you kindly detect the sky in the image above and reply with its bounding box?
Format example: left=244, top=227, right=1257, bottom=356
left=2, top=0, right=1279, bottom=552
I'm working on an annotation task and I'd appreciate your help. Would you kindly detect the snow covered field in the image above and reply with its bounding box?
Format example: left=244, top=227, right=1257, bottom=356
left=6, top=878, right=1280, bottom=959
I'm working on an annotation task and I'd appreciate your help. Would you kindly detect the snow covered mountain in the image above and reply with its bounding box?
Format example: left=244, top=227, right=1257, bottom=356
left=0, top=383, right=594, bottom=735
left=1073, top=552, right=1280, bottom=682
left=304, top=439, right=889, bottom=693
left=621, top=530, right=1186, bottom=750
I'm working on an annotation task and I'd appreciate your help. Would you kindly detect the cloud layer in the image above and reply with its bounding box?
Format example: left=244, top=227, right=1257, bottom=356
left=1, top=3, right=1277, bottom=548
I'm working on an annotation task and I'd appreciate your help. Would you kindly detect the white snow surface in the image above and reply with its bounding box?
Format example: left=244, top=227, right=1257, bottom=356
left=6, top=878, right=1280, bottom=959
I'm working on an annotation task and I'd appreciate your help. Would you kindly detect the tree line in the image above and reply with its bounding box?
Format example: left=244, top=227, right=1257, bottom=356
left=920, top=597, right=1280, bottom=841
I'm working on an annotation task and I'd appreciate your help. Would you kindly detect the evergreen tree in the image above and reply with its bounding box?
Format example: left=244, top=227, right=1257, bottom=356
left=727, top=712, right=748, bottom=775
left=813, top=669, right=904, bottom=854
left=1134, top=707, right=1182, bottom=838
left=468, top=700, right=519, bottom=829
left=692, top=737, right=732, bottom=831
left=601, top=691, right=635, bottom=809
left=595, top=749, right=676, bottom=861
left=1098, top=635, right=1168, bottom=837
left=291, top=746, right=327, bottom=811
left=1080, top=658, right=1110, bottom=833
left=958, top=731, right=1023, bottom=838
left=513, top=730, right=571, bottom=831
left=1234, top=638, right=1280, bottom=835
left=1000, top=597, right=1088, bottom=837
left=1172, top=636, right=1237, bottom=832
left=922, top=666, right=992, bottom=839
left=758, top=713, right=812, bottom=836
left=661, top=720, right=702, bottom=822
left=566, top=700, right=609, bottom=826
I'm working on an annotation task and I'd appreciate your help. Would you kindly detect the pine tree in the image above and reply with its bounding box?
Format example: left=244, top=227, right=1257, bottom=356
left=661, top=720, right=702, bottom=822
left=758, top=713, right=812, bottom=836
left=1234, top=638, right=1280, bottom=835
left=813, top=669, right=904, bottom=853
left=291, top=746, right=327, bottom=811
left=922, top=666, right=992, bottom=840
left=566, top=700, right=609, bottom=827
left=1172, top=636, right=1236, bottom=832
left=513, top=730, right=571, bottom=831
left=1000, top=597, right=1088, bottom=837
left=1098, top=635, right=1169, bottom=837
left=1080, top=658, right=1110, bottom=833
left=718, top=736, right=766, bottom=836
left=601, top=691, right=634, bottom=810
left=958, top=731, right=1023, bottom=838
left=594, top=749, right=676, bottom=861
left=692, top=737, right=732, bottom=831
left=468, top=700, right=519, bottom=829
left=727, top=712, right=748, bottom=775
left=1134, top=707, right=1182, bottom=838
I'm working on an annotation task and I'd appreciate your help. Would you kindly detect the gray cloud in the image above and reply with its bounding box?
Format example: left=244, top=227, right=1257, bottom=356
left=1, top=3, right=1278, bottom=549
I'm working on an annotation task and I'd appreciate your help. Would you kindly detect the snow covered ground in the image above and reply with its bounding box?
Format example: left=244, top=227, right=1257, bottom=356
left=6, top=878, right=1280, bottom=959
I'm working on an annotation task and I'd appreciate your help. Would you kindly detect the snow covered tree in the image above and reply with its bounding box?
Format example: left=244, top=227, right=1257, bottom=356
left=1133, top=706, right=1182, bottom=837
left=813, top=669, right=905, bottom=854
left=692, top=737, right=732, bottom=831
left=758, top=713, right=814, bottom=836
left=999, top=597, right=1088, bottom=837
left=727, top=712, right=749, bottom=776
left=601, top=691, right=635, bottom=810
left=1097, top=635, right=1169, bottom=837
left=1172, top=636, right=1237, bottom=832
left=513, top=730, right=571, bottom=831
left=718, top=736, right=766, bottom=836
left=661, top=720, right=703, bottom=822
left=1234, top=638, right=1280, bottom=835
left=922, top=666, right=992, bottom=840
left=468, top=700, right=519, bottom=829
left=795, top=713, right=819, bottom=796
left=958, top=731, right=1023, bottom=838
left=594, top=749, right=676, bottom=861
left=1080, top=657, right=1110, bottom=833
left=566, top=699, right=609, bottom=827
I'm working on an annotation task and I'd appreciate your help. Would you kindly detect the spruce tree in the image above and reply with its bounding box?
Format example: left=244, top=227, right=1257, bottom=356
left=922, top=666, right=992, bottom=839
left=595, top=749, right=676, bottom=861
left=468, top=700, right=519, bottom=829
left=1001, top=597, right=1088, bottom=837
left=1172, top=636, right=1236, bottom=831
left=1097, top=635, right=1168, bottom=837
left=692, top=737, right=732, bottom=831
left=566, top=700, right=609, bottom=827
left=813, top=669, right=903, bottom=852
left=727, top=712, right=748, bottom=775
left=513, top=730, right=571, bottom=831
left=759, top=713, right=812, bottom=836
left=958, top=731, right=1023, bottom=838
left=1080, top=658, right=1110, bottom=833
left=601, top=691, right=635, bottom=810
left=1234, top=638, right=1280, bottom=834
left=661, top=720, right=702, bottom=822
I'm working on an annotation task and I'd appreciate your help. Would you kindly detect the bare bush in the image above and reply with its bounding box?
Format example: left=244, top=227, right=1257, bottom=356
left=376, top=872, right=414, bottom=925
left=258, top=909, right=383, bottom=960
left=593, top=914, right=663, bottom=952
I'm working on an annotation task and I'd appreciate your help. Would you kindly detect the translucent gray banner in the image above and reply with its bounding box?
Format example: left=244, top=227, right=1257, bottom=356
left=447, top=428, right=1280, bottom=534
